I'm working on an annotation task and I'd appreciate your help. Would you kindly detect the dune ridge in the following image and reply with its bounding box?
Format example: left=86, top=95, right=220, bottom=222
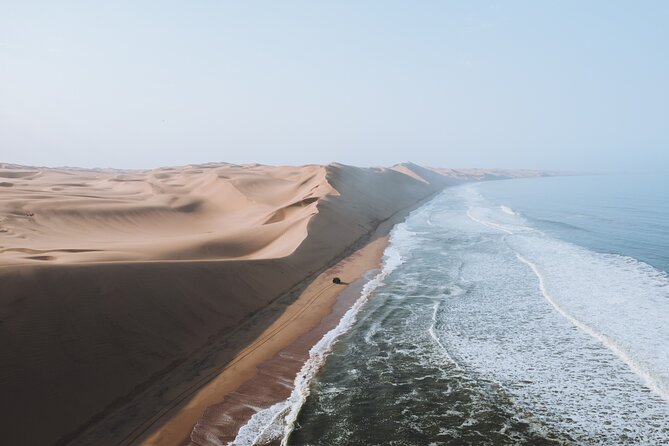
left=0, top=162, right=541, bottom=445
left=0, top=163, right=336, bottom=265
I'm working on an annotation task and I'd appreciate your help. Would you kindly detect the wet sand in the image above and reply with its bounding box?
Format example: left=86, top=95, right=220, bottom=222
left=141, top=237, right=389, bottom=446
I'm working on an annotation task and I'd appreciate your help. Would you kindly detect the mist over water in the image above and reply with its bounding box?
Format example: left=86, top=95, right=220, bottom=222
left=286, top=176, right=669, bottom=445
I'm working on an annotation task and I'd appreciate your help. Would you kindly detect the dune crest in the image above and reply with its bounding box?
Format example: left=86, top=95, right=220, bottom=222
left=0, top=164, right=337, bottom=264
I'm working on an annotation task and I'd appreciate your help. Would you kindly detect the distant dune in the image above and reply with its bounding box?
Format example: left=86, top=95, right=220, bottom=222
left=0, top=162, right=545, bottom=445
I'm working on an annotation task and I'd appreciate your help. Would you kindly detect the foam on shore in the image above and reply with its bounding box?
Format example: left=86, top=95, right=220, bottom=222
left=229, top=225, right=407, bottom=446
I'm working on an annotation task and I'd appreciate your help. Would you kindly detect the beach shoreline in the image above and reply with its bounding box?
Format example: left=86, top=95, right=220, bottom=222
left=142, top=237, right=389, bottom=446
left=137, top=192, right=439, bottom=446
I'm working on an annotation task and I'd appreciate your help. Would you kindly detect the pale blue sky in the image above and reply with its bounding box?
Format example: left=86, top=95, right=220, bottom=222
left=1, top=1, right=667, bottom=171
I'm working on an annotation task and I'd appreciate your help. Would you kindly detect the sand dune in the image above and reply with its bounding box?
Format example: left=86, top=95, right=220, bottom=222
left=0, top=163, right=335, bottom=265
left=0, top=162, right=537, bottom=445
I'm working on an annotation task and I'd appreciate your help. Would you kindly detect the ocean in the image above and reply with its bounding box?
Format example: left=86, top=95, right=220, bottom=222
left=233, top=174, right=669, bottom=445
left=286, top=174, right=669, bottom=445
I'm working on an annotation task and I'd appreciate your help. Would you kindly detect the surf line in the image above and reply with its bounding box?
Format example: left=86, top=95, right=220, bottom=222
left=465, top=206, right=669, bottom=401
left=516, top=254, right=668, bottom=401
left=230, top=235, right=406, bottom=446
left=465, top=207, right=514, bottom=235
left=427, top=298, right=465, bottom=372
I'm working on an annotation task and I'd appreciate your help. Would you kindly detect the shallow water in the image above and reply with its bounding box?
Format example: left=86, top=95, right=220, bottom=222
left=285, top=175, right=669, bottom=445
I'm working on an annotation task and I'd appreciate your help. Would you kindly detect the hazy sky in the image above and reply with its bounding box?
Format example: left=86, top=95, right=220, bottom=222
left=1, top=1, right=667, bottom=171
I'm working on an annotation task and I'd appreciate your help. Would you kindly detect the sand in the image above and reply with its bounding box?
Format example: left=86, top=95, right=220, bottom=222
left=0, top=163, right=335, bottom=265
left=0, top=161, right=540, bottom=445
left=146, top=237, right=390, bottom=446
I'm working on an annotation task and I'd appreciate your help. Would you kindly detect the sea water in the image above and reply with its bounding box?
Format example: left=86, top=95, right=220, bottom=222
left=233, top=174, right=669, bottom=445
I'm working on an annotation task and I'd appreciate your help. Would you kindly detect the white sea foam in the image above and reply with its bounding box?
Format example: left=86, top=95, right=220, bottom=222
left=466, top=206, right=514, bottom=235
left=515, top=253, right=669, bottom=401
left=500, top=205, right=518, bottom=216
left=430, top=186, right=669, bottom=443
left=465, top=191, right=669, bottom=402
left=228, top=223, right=410, bottom=446
left=428, top=300, right=459, bottom=368
left=230, top=401, right=288, bottom=446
